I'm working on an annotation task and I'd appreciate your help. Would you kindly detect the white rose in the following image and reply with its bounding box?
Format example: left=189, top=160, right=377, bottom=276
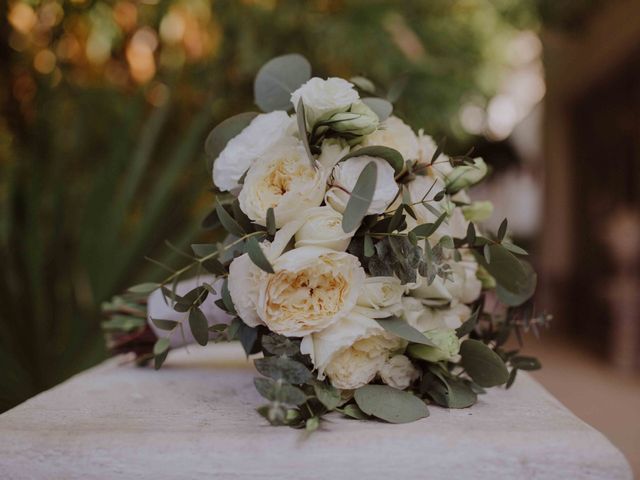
left=317, top=138, right=350, bottom=170
left=258, top=246, right=365, bottom=336
left=227, top=252, right=266, bottom=328
left=300, top=310, right=404, bottom=389
left=147, top=276, right=233, bottom=348
left=212, top=111, right=295, bottom=193
left=412, top=255, right=481, bottom=305
left=238, top=138, right=327, bottom=227
left=379, top=355, right=419, bottom=390
left=360, top=116, right=419, bottom=160
left=326, top=156, right=399, bottom=215
left=446, top=258, right=482, bottom=304
left=291, top=77, right=359, bottom=128
left=294, top=206, right=354, bottom=251
left=357, top=276, right=404, bottom=314
left=405, top=302, right=471, bottom=332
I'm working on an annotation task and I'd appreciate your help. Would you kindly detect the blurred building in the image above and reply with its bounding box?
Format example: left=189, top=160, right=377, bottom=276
left=541, top=0, right=640, bottom=370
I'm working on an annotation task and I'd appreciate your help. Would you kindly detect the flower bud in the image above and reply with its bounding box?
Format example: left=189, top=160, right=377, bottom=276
left=446, top=158, right=488, bottom=193
left=326, top=101, right=379, bottom=136
left=462, top=201, right=494, bottom=222
left=407, top=328, right=460, bottom=362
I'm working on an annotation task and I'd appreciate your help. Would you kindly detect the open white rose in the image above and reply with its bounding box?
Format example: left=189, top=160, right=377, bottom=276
left=357, top=276, right=404, bottom=314
left=291, top=77, right=359, bottom=128
left=317, top=138, right=350, bottom=170
left=213, top=111, right=295, bottom=193
left=258, top=246, right=365, bottom=337
left=326, top=156, right=399, bottom=215
left=294, top=206, right=354, bottom=251
left=360, top=116, right=419, bottom=160
left=405, top=302, right=471, bottom=332
left=379, top=355, right=419, bottom=390
left=301, top=310, right=404, bottom=389
left=238, top=138, right=327, bottom=227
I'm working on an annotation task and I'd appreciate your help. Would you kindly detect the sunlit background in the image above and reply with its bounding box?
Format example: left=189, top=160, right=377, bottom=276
left=1, top=0, right=638, bottom=473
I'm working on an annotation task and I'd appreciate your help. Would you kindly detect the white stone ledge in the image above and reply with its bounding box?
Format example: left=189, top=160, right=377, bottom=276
left=0, top=343, right=632, bottom=480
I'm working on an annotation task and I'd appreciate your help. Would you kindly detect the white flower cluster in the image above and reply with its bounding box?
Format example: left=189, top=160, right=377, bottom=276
left=213, top=76, right=489, bottom=391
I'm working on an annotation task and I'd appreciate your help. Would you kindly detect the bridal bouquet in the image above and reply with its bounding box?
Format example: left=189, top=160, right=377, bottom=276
left=103, top=54, right=549, bottom=430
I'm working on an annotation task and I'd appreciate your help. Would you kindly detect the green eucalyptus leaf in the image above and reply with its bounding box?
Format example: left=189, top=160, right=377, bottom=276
left=246, top=236, right=275, bottom=274
left=460, top=339, right=509, bottom=387
left=261, top=334, right=299, bottom=356
left=254, top=356, right=312, bottom=384
left=254, top=377, right=307, bottom=406
left=510, top=355, right=541, bottom=371
left=350, top=76, right=376, bottom=93
left=354, top=385, right=429, bottom=424
left=340, top=146, right=404, bottom=175
left=254, top=54, right=312, bottom=112
left=498, top=218, right=508, bottom=241
left=221, top=278, right=237, bottom=315
left=337, top=404, right=370, bottom=420
left=201, top=258, right=226, bottom=276
left=127, top=283, right=159, bottom=294
left=238, top=322, right=259, bottom=355
left=427, top=377, right=477, bottom=409
left=502, top=241, right=528, bottom=256
left=191, top=244, right=216, bottom=257
left=361, top=97, right=393, bottom=121
left=313, top=381, right=341, bottom=411
left=154, top=348, right=169, bottom=370
left=342, top=161, right=378, bottom=233
left=266, top=208, right=276, bottom=236
left=364, top=235, right=375, bottom=258
left=215, top=202, right=245, bottom=237
left=151, top=318, right=179, bottom=331
left=153, top=338, right=170, bottom=356
left=188, top=308, right=209, bottom=346
left=205, top=112, right=258, bottom=173
left=296, top=99, right=316, bottom=167
left=375, top=316, right=435, bottom=346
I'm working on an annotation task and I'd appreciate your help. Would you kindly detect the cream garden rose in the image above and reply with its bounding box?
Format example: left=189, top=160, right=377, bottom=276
left=294, top=206, right=354, bottom=251
left=259, top=246, right=365, bottom=337
left=238, top=138, right=327, bottom=227
left=301, top=310, right=404, bottom=389
left=379, top=355, right=419, bottom=390
left=360, top=116, right=420, bottom=160
left=291, top=77, right=359, bottom=128
left=213, top=111, right=295, bottom=193
left=325, top=156, right=399, bottom=215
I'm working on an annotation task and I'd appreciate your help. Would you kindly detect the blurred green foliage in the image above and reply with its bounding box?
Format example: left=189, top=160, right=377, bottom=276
left=0, top=0, right=594, bottom=411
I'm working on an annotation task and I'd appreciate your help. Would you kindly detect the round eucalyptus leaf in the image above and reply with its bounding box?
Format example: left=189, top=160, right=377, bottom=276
left=459, top=339, right=509, bottom=387
left=254, top=54, right=312, bottom=112
left=339, top=145, right=404, bottom=175
left=354, top=384, right=429, bottom=424
left=361, top=97, right=393, bottom=121
left=341, top=161, right=378, bottom=233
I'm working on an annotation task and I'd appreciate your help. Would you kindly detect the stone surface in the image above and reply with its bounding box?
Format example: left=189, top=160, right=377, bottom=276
left=0, top=343, right=632, bottom=480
